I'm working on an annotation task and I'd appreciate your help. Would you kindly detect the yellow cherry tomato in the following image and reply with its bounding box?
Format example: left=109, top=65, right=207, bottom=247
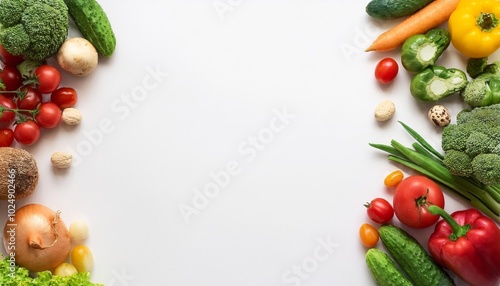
left=53, top=263, right=78, bottom=277
left=71, top=245, right=94, bottom=273
left=384, top=170, right=404, bottom=188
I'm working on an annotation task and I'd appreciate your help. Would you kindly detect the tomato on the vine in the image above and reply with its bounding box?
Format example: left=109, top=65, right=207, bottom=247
left=375, top=58, right=398, bottom=84
left=0, top=128, right=14, bottom=147
left=35, top=102, right=62, bottom=129
left=15, top=86, right=43, bottom=111
left=359, top=223, right=379, bottom=248
left=365, top=198, right=394, bottom=224
left=0, top=66, right=22, bottom=91
left=0, top=45, right=23, bottom=66
left=51, top=87, right=78, bottom=109
left=393, top=175, right=445, bottom=228
left=14, top=120, right=40, bottom=145
left=0, top=95, right=16, bottom=123
left=34, top=65, right=61, bottom=94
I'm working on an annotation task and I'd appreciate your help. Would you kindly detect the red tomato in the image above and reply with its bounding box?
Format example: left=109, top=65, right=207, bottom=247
left=50, top=87, right=78, bottom=109
left=15, top=86, right=43, bottom=111
left=0, top=95, right=16, bottom=123
left=14, top=120, right=40, bottom=145
left=365, top=198, right=394, bottom=224
left=35, top=102, right=62, bottom=129
left=0, top=128, right=14, bottom=147
left=375, top=58, right=398, bottom=84
left=393, top=175, right=445, bottom=228
left=0, top=66, right=22, bottom=91
left=359, top=223, right=379, bottom=248
left=34, top=65, right=61, bottom=94
left=0, top=45, right=24, bottom=66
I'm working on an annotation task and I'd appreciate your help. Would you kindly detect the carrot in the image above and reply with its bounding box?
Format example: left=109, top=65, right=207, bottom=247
left=365, top=0, right=461, bottom=52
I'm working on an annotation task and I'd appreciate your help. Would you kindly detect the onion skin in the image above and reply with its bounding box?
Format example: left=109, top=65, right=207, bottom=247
left=3, top=204, right=71, bottom=272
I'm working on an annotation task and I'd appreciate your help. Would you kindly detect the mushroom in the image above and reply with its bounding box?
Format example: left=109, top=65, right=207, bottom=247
left=57, top=37, right=98, bottom=76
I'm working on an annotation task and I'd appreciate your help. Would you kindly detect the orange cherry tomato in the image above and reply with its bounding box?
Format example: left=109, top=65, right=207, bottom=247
left=384, top=170, right=404, bottom=188
left=359, top=223, right=379, bottom=248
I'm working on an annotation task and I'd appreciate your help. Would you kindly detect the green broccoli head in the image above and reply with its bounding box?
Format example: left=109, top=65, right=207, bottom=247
left=0, top=0, right=68, bottom=61
left=0, top=24, right=29, bottom=56
left=472, top=154, right=500, bottom=185
left=442, top=104, right=500, bottom=185
left=443, top=150, right=473, bottom=177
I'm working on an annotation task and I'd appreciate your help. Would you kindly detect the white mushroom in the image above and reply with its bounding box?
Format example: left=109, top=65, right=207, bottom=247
left=57, top=37, right=98, bottom=76
left=428, top=105, right=451, bottom=127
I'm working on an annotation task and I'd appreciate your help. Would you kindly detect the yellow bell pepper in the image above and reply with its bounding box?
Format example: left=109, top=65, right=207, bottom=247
left=448, top=0, right=500, bottom=58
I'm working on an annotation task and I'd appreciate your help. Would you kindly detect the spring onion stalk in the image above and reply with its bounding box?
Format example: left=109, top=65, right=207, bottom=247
left=369, top=121, right=500, bottom=223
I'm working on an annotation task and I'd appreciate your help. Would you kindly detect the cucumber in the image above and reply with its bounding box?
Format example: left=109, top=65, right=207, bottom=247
left=378, top=225, right=455, bottom=286
left=365, top=0, right=434, bottom=20
left=365, top=248, right=413, bottom=286
left=63, top=0, right=116, bottom=57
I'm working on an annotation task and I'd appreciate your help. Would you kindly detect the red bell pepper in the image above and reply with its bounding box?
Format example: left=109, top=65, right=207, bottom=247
left=427, top=205, right=500, bottom=286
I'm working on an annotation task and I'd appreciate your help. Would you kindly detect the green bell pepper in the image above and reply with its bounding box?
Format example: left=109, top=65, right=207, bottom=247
left=410, top=65, right=468, bottom=102
left=401, top=28, right=451, bottom=73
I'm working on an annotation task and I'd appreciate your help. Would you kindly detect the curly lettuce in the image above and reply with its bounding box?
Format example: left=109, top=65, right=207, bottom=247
left=0, top=256, right=103, bottom=286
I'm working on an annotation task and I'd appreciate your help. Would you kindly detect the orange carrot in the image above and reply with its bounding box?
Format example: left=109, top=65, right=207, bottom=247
left=365, top=0, right=461, bottom=52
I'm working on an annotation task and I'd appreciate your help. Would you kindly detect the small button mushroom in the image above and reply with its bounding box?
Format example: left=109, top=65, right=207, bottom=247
left=57, top=37, right=98, bottom=76
left=374, top=100, right=396, bottom=122
left=428, top=105, right=451, bottom=127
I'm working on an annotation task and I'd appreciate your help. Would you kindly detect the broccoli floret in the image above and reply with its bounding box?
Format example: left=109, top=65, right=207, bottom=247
left=0, top=0, right=68, bottom=61
left=441, top=124, right=470, bottom=151
left=442, top=150, right=473, bottom=177
left=472, top=154, right=500, bottom=186
left=461, top=61, right=500, bottom=107
left=466, top=132, right=494, bottom=157
left=442, top=104, right=500, bottom=185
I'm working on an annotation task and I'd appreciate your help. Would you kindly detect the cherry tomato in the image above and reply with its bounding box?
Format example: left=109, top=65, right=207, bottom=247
left=359, top=223, right=379, bottom=248
left=51, top=87, right=78, bottom=109
left=375, top=58, right=398, bottom=84
left=14, top=120, right=40, bottom=145
left=384, top=170, right=404, bottom=188
left=71, top=245, right=94, bottom=273
left=0, top=45, right=24, bottom=66
left=0, top=66, right=22, bottom=91
left=34, top=65, right=61, bottom=94
left=35, top=102, right=62, bottom=129
left=15, top=86, right=43, bottom=111
left=393, top=175, right=445, bottom=228
left=0, top=128, right=14, bottom=147
left=365, top=198, right=394, bottom=224
left=0, top=95, right=16, bottom=123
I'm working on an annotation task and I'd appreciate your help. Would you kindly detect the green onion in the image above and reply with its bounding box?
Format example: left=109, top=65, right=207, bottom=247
left=369, top=121, right=500, bottom=223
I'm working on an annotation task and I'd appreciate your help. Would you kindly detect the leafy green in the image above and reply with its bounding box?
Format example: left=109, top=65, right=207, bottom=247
left=0, top=256, right=103, bottom=286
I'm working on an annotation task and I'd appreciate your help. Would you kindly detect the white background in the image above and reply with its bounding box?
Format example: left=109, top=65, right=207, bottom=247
left=2, top=0, right=500, bottom=285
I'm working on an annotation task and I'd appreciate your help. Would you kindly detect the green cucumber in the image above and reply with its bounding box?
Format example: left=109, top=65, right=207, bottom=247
left=365, top=0, right=434, bottom=20
left=378, top=225, right=455, bottom=286
left=63, top=0, right=116, bottom=57
left=365, top=248, right=413, bottom=286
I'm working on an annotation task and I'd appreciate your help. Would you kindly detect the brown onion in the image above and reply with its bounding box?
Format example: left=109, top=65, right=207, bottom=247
left=3, top=204, right=71, bottom=272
